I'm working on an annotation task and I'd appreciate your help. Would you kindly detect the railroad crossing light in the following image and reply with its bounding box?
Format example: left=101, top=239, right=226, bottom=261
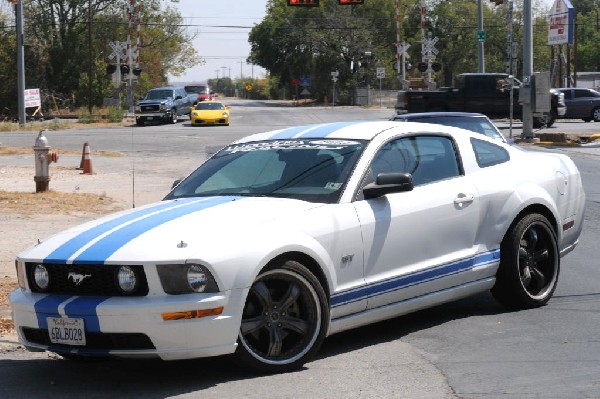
left=490, top=0, right=504, bottom=4
left=431, top=62, right=441, bottom=72
left=338, top=0, right=365, bottom=4
left=133, top=67, right=142, bottom=76
left=120, top=64, right=130, bottom=75
left=417, top=62, right=427, bottom=72
left=287, top=0, right=319, bottom=6
left=106, top=65, right=117, bottom=75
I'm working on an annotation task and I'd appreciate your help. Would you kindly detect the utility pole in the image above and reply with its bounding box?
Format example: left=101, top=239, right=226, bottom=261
left=521, top=0, right=534, bottom=140
left=477, top=0, right=485, bottom=73
left=15, top=0, right=26, bottom=126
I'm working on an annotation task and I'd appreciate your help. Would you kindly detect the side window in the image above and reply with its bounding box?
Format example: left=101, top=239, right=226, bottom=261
left=368, top=135, right=460, bottom=187
left=471, top=138, right=510, bottom=168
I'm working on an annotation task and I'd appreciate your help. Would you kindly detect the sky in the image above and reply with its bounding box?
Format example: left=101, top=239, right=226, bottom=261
left=168, top=0, right=269, bottom=84
left=168, top=0, right=557, bottom=85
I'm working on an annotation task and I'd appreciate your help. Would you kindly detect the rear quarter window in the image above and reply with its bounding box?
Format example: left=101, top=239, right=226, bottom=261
left=471, top=138, right=510, bottom=168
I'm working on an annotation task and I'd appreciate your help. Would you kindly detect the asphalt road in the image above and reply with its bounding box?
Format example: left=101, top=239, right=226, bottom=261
left=1, top=101, right=599, bottom=398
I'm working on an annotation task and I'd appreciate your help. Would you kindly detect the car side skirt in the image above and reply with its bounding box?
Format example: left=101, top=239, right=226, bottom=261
left=328, top=277, right=495, bottom=336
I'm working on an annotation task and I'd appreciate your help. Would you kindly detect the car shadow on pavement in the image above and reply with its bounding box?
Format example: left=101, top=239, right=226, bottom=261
left=0, top=292, right=505, bottom=397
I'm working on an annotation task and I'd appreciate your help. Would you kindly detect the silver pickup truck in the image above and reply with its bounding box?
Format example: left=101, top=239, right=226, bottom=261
left=134, top=86, right=195, bottom=126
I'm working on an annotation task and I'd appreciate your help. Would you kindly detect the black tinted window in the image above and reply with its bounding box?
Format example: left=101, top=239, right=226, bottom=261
left=471, top=138, right=510, bottom=168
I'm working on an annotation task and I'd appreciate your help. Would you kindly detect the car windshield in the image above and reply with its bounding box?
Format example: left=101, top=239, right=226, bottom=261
left=164, top=139, right=366, bottom=204
left=195, top=103, right=224, bottom=110
left=185, top=85, right=208, bottom=94
left=145, top=89, right=173, bottom=100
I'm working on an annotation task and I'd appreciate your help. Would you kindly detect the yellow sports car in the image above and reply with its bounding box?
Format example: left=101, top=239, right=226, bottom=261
left=190, top=101, right=230, bottom=126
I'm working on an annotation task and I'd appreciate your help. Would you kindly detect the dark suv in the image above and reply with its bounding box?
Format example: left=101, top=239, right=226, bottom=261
left=185, top=84, right=212, bottom=103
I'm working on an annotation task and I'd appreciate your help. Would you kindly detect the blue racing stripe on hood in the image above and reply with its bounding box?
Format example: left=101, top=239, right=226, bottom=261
left=268, top=124, right=320, bottom=139
left=297, top=121, right=366, bottom=138
left=72, top=196, right=240, bottom=264
left=44, top=198, right=203, bottom=264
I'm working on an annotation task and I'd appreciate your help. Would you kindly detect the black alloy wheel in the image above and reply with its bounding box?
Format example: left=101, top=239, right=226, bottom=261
left=492, top=213, right=560, bottom=310
left=234, top=261, right=328, bottom=373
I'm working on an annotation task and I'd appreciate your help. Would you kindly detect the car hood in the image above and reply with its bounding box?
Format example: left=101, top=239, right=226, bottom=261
left=137, top=98, right=169, bottom=105
left=193, top=109, right=228, bottom=116
left=19, top=197, right=323, bottom=264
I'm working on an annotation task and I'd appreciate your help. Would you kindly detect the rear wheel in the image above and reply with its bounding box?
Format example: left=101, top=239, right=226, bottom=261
left=234, top=260, right=328, bottom=373
left=491, top=213, right=559, bottom=310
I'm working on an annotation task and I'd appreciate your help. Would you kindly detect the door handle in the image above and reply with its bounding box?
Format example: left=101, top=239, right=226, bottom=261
left=454, top=194, right=475, bottom=205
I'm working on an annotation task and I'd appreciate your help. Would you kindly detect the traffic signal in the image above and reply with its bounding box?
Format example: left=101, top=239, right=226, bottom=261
left=287, top=0, right=319, bottom=6
left=338, top=0, right=365, bottom=4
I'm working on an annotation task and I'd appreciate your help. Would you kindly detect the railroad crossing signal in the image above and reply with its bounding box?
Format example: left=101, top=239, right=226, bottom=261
left=421, top=36, right=439, bottom=60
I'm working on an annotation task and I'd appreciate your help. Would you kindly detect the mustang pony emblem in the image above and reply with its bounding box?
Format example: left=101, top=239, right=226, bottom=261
left=68, top=272, right=92, bottom=285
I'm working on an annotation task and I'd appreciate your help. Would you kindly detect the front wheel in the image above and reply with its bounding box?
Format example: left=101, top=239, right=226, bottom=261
left=169, top=110, right=178, bottom=124
left=234, top=260, right=329, bottom=373
left=491, top=213, right=559, bottom=310
left=592, top=107, right=600, bottom=122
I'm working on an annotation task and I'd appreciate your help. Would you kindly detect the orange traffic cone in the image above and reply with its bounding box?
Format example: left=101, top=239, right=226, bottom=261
left=81, top=142, right=93, bottom=174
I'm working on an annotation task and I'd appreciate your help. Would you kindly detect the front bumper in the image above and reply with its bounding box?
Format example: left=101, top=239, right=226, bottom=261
left=9, top=287, right=247, bottom=360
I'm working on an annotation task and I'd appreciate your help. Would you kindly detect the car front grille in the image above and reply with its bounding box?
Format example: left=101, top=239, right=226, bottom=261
left=22, top=327, right=156, bottom=350
left=140, top=105, right=160, bottom=112
left=26, top=263, right=149, bottom=296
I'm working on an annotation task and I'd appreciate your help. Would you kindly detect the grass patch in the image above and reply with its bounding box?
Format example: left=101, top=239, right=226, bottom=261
left=0, top=189, right=121, bottom=215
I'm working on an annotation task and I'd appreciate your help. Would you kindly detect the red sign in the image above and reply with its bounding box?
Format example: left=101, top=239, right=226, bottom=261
left=292, top=79, right=300, bottom=87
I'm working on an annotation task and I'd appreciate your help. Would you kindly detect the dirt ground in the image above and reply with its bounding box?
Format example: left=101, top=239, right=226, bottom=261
left=0, top=147, right=201, bottom=337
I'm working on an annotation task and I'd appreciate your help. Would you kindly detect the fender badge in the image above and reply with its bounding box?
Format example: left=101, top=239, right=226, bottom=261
left=177, top=240, right=188, bottom=249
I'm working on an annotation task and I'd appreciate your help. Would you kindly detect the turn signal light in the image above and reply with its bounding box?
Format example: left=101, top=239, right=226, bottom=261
left=162, top=307, right=224, bottom=321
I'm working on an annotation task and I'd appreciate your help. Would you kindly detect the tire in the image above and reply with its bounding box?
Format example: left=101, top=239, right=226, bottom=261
left=234, top=260, right=329, bottom=373
left=170, top=110, right=178, bottom=124
left=532, top=115, right=546, bottom=128
left=546, top=110, right=557, bottom=127
left=491, top=213, right=559, bottom=310
left=135, top=119, right=144, bottom=126
left=592, top=107, right=600, bottom=122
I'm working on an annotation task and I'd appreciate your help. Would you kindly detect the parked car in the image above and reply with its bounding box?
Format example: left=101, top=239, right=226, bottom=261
left=190, top=100, right=230, bottom=126
left=10, top=121, right=585, bottom=373
left=134, top=87, right=194, bottom=126
left=390, top=112, right=506, bottom=142
left=184, top=84, right=212, bottom=103
left=552, top=87, right=600, bottom=122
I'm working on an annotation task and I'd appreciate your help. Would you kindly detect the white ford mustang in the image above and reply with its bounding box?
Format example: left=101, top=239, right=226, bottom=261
left=10, top=121, right=585, bottom=373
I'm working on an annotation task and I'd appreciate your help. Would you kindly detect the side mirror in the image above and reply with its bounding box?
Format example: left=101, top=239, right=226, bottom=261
left=171, top=179, right=182, bottom=190
left=363, top=173, right=414, bottom=199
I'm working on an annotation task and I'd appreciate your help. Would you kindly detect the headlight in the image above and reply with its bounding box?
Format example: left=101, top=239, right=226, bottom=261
left=117, top=265, right=137, bottom=293
left=157, top=264, right=219, bottom=295
left=222, top=112, right=228, bottom=117
left=159, top=103, right=168, bottom=111
left=187, top=265, right=210, bottom=292
left=134, top=105, right=141, bottom=112
left=33, top=264, right=50, bottom=291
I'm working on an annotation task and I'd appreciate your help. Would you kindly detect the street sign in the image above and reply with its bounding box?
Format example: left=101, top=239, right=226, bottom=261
left=376, top=67, right=385, bottom=79
left=300, top=75, right=312, bottom=86
left=477, top=30, right=486, bottom=42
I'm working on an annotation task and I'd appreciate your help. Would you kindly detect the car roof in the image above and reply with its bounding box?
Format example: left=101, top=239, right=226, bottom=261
left=234, top=121, right=471, bottom=144
left=391, top=112, right=490, bottom=120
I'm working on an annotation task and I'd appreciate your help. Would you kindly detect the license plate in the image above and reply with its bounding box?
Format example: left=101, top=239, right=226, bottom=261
left=148, top=116, right=154, bottom=120
left=47, top=317, right=86, bottom=346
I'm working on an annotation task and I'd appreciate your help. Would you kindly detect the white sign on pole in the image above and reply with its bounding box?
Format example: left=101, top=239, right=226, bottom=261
left=376, top=67, right=386, bottom=79
left=24, top=88, right=41, bottom=108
